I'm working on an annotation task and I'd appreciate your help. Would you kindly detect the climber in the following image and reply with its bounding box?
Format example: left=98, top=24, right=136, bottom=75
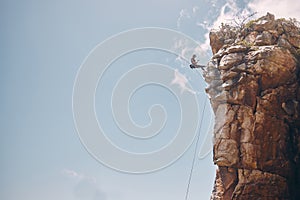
left=190, top=54, right=205, bottom=69
left=189, top=54, right=205, bottom=70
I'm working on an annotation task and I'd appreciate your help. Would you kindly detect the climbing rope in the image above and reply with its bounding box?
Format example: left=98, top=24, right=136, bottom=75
left=184, top=98, right=207, bottom=200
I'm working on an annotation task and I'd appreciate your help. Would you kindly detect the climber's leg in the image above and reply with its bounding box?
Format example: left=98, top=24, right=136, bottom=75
left=190, top=64, right=195, bottom=68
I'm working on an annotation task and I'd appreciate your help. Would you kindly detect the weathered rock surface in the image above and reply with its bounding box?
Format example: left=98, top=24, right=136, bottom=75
left=206, top=13, right=300, bottom=200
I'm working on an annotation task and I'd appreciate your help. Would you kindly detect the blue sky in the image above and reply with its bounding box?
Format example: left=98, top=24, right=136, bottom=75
left=1, top=0, right=299, bottom=200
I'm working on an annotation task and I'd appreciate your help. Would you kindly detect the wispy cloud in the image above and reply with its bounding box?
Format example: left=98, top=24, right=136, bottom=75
left=62, top=169, right=96, bottom=183
left=205, top=0, right=300, bottom=36
left=210, top=2, right=241, bottom=31
left=197, top=0, right=300, bottom=56
left=174, top=0, right=289, bottom=67
left=62, top=169, right=106, bottom=200
left=73, top=179, right=106, bottom=200
left=197, top=0, right=253, bottom=54
left=205, top=0, right=217, bottom=7
left=247, top=0, right=300, bottom=20
left=177, top=5, right=204, bottom=29
left=177, top=9, right=191, bottom=28
left=171, top=69, right=195, bottom=94
left=209, top=0, right=241, bottom=29
left=63, top=169, right=81, bottom=178
left=173, top=37, right=208, bottom=68
left=173, top=39, right=190, bottom=64
left=175, top=0, right=244, bottom=60
left=192, top=6, right=200, bottom=14
left=196, top=21, right=209, bottom=30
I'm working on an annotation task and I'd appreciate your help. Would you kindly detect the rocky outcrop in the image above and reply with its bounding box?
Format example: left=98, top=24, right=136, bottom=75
left=205, top=13, right=300, bottom=199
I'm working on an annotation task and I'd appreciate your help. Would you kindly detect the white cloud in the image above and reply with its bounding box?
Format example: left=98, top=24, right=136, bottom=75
left=63, top=169, right=80, bottom=177
left=62, top=169, right=106, bottom=200
left=176, top=3, right=228, bottom=59
left=173, top=38, right=190, bottom=63
left=175, top=0, right=287, bottom=61
left=196, top=21, right=209, bottom=29
left=74, top=179, right=106, bottom=200
left=192, top=6, right=200, bottom=14
left=197, top=0, right=300, bottom=56
left=210, top=0, right=243, bottom=29
left=205, top=0, right=217, bottom=7
left=197, top=0, right=300, bottom=57
left=177, top=9, right=191, bottom=28
left=173, top=37, right=208, bottom=67
left=62, top=169, right=96, bottom=183
left=171, top=69, right=195, bottom=94
left=198, top=32, right=211, bottom=55
left=247, top=0, right=300, bottom=20
left=197, top=0, right=243, bottom=54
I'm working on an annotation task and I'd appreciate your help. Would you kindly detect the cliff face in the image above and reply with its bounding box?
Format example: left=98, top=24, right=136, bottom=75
left=205, top=13, right=300, bottom=200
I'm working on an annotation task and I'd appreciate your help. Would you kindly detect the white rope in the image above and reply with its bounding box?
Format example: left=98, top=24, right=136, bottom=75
left=184, top=98, right=207, bottom=200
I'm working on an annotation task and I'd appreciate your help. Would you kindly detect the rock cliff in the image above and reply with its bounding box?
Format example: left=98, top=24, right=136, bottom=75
left=204, top=13, right=300, bottom=199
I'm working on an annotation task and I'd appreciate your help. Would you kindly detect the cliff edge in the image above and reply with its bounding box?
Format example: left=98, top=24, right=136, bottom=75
left=205, top=13, right=300, bottom=200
